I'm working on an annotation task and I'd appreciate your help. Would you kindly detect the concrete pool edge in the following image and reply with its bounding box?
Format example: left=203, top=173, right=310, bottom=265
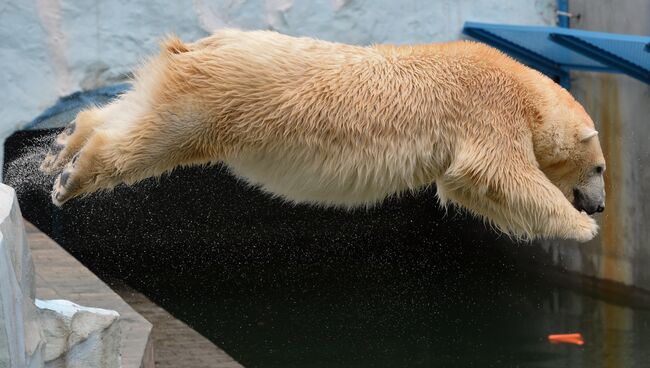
left=508, top=242, right=650, bottom=309
left=538, top=264, right=650, bottom=309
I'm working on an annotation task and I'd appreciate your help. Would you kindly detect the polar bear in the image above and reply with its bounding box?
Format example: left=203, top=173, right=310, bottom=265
left=40, top=29, right=605, bottom=242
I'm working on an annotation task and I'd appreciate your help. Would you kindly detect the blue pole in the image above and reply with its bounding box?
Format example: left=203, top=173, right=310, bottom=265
left=556, top=0, right=571, bottom=89
left=557, top=0, right=570, bottom=28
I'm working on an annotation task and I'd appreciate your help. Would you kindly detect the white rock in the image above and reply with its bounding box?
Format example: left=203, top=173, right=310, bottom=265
left=36, top=300, right=121, bottom=368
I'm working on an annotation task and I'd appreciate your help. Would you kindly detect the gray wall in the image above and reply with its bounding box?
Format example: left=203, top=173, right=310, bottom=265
left=0, top=0, right=556, bottom=177
left=540, top=0, right=650, bottom=291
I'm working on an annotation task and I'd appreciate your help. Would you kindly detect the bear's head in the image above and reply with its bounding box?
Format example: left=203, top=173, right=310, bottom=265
left=533, top=85, right=606, bottom=215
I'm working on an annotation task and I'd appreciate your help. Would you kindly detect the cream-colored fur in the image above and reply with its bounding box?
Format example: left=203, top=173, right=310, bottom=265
left=40, top=29, right=605, bottom=242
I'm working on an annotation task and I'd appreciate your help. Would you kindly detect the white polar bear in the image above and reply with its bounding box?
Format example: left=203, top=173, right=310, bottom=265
left=41, top=30, right=605, bottom=242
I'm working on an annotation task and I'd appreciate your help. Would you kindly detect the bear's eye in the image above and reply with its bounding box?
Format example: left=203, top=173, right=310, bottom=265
left=594, top=165, right=604, bottom=174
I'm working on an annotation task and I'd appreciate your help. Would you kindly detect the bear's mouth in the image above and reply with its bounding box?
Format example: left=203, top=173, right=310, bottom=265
left=572, top=188, right=602, bottom=215
left=573, top=202, right=597, bottom=215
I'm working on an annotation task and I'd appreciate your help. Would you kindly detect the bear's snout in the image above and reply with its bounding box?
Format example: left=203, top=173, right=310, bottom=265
left=573, top=188, right=605, bottom=215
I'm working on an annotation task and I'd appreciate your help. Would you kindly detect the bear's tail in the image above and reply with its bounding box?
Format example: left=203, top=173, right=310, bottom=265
left=160, top=34, right=190, bottom=55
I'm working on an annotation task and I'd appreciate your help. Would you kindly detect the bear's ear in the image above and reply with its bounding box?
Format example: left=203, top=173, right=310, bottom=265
left=580, top=127, right=598, bottom=142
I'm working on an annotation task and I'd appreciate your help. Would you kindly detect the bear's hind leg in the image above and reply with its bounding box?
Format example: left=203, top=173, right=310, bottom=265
left=50, top=113, right=217, bottom=206
left=40, top=108, right=105, bottom=174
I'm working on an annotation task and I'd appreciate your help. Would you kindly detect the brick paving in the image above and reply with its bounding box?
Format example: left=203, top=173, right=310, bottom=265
left=26, top=220, right=243, bottom=368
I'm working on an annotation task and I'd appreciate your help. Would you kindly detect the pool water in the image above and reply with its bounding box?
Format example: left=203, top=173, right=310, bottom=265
left=141, top=243, right=650, bottom=368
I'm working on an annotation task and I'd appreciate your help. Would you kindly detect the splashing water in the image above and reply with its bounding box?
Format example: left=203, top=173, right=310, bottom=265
left=3, top=134, right=57, bottom=197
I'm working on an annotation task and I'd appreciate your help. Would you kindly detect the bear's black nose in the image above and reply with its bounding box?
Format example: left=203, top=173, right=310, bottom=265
left=596, top=205, right=605, bottom=213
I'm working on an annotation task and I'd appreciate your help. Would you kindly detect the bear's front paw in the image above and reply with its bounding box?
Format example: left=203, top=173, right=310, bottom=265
left=573, top=213, right=599, bottom=243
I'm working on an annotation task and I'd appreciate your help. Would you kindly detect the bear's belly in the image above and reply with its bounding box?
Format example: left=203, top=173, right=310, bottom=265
left=224, top=144, right=431, bottom=208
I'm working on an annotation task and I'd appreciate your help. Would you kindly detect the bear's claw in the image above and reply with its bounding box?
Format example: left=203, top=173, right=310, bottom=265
left=51, top=161, right=79, bottom=207
left=40, top=120, right=77, bottom=175
left=64, top=121, right=76, bottom=135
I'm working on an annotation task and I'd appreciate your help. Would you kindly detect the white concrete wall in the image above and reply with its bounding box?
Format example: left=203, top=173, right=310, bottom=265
left=0, top=0, right=555, bottom=177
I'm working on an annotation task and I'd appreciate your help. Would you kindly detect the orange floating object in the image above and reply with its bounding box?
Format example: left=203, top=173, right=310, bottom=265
left=548, top=333, right=584, bottom=346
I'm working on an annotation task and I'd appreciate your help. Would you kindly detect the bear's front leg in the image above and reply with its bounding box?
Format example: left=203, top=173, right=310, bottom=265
left=439, top=157, right=598, bottom=242
left=507, top=170, right=599, bottom=242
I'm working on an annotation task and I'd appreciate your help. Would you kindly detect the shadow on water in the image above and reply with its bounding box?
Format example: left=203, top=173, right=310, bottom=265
left=4, top=129, right=650, bottom=368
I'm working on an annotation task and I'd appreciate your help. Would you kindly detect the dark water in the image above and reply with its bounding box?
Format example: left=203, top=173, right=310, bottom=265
left=136, top=243, right=650, bottom=368
left=5, top=129, right=650, bottom=368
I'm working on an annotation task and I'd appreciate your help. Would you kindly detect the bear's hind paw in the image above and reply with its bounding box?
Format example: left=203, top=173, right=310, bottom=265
left=51, top=153, right=81, bottom=207
left=40, top=120, right=78, bottom=175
